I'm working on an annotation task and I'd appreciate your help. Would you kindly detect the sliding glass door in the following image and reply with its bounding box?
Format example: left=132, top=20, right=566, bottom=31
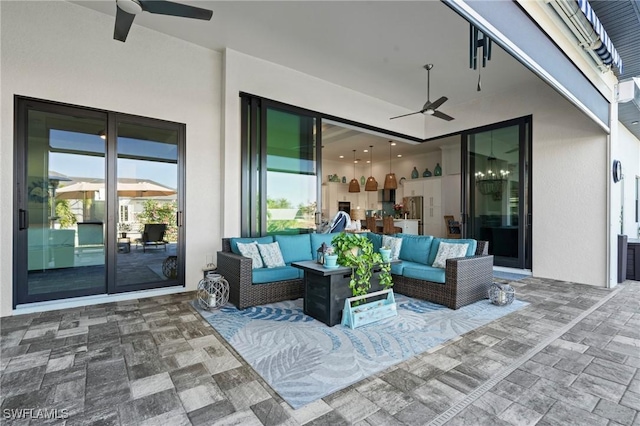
left=14, top=98, right=184, bottom=306
left=114, top=119, right=182, bottom=292
left=463, top=117, right=531, bottom=269
left=16, top=103, right=108, bottom=302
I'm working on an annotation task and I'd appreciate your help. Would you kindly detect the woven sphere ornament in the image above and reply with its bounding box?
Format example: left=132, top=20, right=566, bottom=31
left=488, top=283, right=515, bottom=306
left=162, top=256, right=178, bottom=279
left=197, top=273, right=230, bottom=310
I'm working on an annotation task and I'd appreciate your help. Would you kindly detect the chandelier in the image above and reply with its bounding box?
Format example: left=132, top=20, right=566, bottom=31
left=475, top=131, right=508, bottom=200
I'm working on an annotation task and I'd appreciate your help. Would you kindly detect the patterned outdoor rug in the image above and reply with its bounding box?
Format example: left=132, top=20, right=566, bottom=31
left=192, top=295, right=528, bottom=409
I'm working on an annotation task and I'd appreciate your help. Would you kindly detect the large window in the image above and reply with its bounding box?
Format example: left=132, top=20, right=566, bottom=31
left=14, top=97, right=185, bottom=306
left=241, top=96, right=321, bottom=236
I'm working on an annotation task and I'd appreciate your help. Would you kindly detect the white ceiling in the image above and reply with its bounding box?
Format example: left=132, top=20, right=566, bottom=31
left=73, top=0, right=541, bottom=162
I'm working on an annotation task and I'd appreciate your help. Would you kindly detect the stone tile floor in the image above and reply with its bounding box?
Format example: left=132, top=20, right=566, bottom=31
left=1, top=277, right=638, bottom=425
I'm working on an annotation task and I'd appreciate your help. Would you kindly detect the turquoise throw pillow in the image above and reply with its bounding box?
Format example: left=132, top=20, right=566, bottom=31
left=365, top=232, right=382, bottom=252
left=274, top=234, right=312, bottom=264
left=397, top=234, right=433, bottom=265
left=310, top=233, right=341, bottom=253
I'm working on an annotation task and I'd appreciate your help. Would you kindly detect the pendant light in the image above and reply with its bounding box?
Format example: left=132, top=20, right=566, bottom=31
left=348, top=150, right=361, bottom=193
left=384, top=141, right=398, bottom=189
left=365, top=145, right=378, bottom=191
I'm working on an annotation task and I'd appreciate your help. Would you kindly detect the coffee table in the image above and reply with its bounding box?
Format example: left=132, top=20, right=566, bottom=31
left=291, top=260, right=399, bottom=326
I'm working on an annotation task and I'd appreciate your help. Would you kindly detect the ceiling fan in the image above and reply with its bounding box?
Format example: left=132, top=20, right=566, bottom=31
left=390, top=64, right=454, bottom=121
left=114, top=0, right=213, bottom=42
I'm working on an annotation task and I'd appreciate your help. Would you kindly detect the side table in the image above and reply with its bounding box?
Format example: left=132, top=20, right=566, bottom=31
left=197, top=273, right=229, bottom=310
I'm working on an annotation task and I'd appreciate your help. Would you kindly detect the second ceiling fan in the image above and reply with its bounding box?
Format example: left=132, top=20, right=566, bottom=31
left=113, top=0, right=213, bottom=42
left=390, top=64, right=454, bottom=121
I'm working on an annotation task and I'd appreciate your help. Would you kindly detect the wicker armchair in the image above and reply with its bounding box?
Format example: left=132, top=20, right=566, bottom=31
left=393, top=241, right=493, bottom=310
left=217, top=238, right=304, bottom=309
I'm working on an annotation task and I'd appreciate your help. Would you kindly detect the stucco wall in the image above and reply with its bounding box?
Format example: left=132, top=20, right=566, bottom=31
left=619, top=124, right=640, bottom=238
left=423, top=78, right=609, bottom=286
left=0, top=1, right=221, bottom=316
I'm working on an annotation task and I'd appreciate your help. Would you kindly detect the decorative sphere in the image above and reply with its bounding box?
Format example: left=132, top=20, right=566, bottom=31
left=488, top=283, right=515, bottom=306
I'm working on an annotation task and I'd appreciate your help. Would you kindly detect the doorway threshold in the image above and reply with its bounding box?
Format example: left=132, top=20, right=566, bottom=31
left=493, top=266, right=531, bottom=281
left=13, top=285, right=187, bottom=316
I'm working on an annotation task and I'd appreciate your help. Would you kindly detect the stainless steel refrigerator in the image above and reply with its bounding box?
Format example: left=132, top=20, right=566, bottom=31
left=403, top=196, right=424, bottom=235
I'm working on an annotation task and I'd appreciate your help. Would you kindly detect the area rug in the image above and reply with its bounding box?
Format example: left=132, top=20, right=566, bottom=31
left=192, top=295, right=528, bottom=409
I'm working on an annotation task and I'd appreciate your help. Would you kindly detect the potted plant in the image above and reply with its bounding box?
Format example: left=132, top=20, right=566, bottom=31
left=118, top=222, right=132, bottom=238
left=379, top=245, right=392, bottom=262
left=331, top=233, right=393, bottom=298
left=324, top=246, right=338, bottom=268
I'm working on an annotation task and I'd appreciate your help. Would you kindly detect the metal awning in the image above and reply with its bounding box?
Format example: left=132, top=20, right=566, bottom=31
left=577, top=0, right=624, bottom=74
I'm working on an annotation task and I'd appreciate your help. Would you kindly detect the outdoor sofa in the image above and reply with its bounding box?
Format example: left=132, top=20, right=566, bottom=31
left=218, top=233, right=342, bottom=309
left=218, top=232, right=493, bottom=310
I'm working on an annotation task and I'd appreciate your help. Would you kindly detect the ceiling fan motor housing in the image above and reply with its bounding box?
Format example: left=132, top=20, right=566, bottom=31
left=116, top=0, right=142, bottom=15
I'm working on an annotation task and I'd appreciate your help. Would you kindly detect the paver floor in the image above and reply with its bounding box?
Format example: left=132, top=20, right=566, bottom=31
left=1, top=277, right=638, bottom=425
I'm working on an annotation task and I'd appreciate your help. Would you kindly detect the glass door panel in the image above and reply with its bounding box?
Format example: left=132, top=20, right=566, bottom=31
left=114, top=121, right=180, bottom=290
left=22, top=107, right=107, bottom=303
left=466, top=123, right=526, bottom=268
left=264, top=107, right=317, bottom=234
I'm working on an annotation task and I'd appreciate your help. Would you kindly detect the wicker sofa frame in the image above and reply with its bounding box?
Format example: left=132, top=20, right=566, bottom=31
left=392, top=241, right=493, bottom=310
left=218, top=237, right=492, bottom=311
left=217, top=238, right=304, bottom=309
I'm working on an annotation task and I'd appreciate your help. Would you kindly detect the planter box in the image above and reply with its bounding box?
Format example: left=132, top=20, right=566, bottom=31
left=341, top=289, right=397, bottom=329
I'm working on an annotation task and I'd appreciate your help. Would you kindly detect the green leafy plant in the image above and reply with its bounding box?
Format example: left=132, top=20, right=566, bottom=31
left=137, top=200, right=178, bottom=242
left=331, top=233, right=393, bottom=298
left=55, top=200, right=76, bottom=229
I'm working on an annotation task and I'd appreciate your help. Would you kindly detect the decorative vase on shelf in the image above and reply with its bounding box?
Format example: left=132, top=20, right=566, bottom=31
left=411, top=167, right=419, bottom=179
left=360, top=176, right=366, bottom=185
left=342, top=176, right=346, bottom=183
left=434, top=163, right=442, bottom=176
left=423, top=168, right=432, bottom=178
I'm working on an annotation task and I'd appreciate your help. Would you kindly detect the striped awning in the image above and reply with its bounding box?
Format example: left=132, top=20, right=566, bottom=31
left=577, top=0, right=623, bottom=74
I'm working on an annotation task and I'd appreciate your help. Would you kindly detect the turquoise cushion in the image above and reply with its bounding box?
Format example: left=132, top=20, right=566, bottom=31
left=396, top=234, right=433, bottom=265
left=252, top=266, right=300, bottom=284
left=390, top=261, right=404, bottom=275
left=310, top=232, right=342, bottom=253
left=365, top=232, right=383, bottom=253
left=427, top=238, right=477, bottom=266
left=274, top=234, right=312, bottom=264
left=230, top=236, right=274, bottom=255
left=402, top=262, right=446, bottom=284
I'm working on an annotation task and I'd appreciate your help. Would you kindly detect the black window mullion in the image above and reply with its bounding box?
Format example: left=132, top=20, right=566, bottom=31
left=106, top=113, right=118, bottom=294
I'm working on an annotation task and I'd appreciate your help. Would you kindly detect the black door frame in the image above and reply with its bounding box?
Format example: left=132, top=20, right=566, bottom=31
left=13, top=96, right=186, bottom=307
left=461, top=115, right=532, bottom=269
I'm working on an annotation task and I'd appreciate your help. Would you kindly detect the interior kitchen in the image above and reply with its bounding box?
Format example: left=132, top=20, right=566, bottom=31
left=321, top=122, right=462, bottom=238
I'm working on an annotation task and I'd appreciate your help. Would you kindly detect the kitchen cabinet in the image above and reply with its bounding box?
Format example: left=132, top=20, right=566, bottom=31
left=402, top=179, right=423, bottom=197
left=400, top=177, right=444, bottom=237
left=423, top=178, right=443, bottom=237
left=397, top=219, right=419, bottom=235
